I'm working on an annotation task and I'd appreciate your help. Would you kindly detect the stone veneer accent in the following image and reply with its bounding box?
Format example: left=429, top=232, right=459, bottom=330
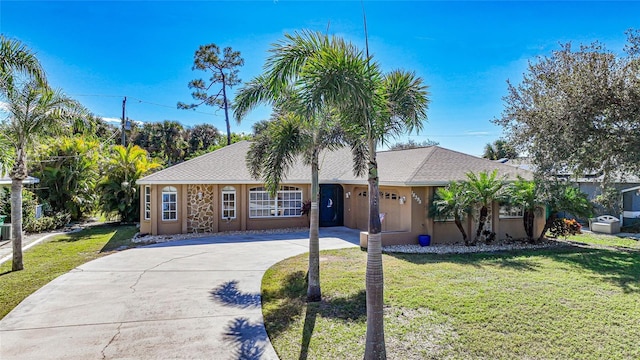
left=187, top=184, right=216, bottom=233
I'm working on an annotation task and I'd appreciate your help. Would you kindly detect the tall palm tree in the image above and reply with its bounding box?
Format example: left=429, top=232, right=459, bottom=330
left=234, top=31, right=352, bottom=302
left=465, top=170, right=505, bottom=244
left=0, top=35, right=46, bottom=92
left=432, top=182, right=472, bottom=245
left=2, top=81, right=84, bottom=271
left=319, top=50, right=429, bottom=357
left=98, top=144, right=161, bottom=223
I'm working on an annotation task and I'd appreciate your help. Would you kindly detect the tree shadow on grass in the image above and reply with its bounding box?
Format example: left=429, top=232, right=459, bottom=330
left=389, top=246, right=640, bottom=293
left=546, top=247, right=640, bottom=293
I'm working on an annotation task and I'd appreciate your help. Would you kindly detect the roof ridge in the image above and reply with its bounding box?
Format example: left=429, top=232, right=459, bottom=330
left=407, top=146, right=438, bottom=183
left=138, top=140, right=249, bottom=181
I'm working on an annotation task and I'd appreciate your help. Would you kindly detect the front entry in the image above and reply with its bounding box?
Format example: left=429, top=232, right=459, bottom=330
left=319, top=184, right=344, bottom=227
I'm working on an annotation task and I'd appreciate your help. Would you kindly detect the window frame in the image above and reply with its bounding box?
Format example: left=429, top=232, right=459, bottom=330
left=144, top=186, right=151, bottom=220
left=499, top=205, right=524, bottom=219
left=248, top=186, right=303, bottom=218
left=221, top=186, right=236, bottom=220
left=161, top=186, right=178, bottom=221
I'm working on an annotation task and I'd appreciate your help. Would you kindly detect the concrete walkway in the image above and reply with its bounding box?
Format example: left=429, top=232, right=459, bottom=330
left=0, top=227, right=360, bottom=360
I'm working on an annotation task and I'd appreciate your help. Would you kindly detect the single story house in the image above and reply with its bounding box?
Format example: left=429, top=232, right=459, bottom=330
left=137, top=141, right=544, bottom=246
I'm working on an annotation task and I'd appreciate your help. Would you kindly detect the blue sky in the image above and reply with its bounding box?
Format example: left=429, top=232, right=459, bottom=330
left=2, top=1, right=638, bottom=156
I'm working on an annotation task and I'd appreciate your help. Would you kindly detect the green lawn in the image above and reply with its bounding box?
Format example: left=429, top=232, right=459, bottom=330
left=0, top=225, right=137, bottom=319
left=566, top=232, right=640, bottom=250
left=262, top=239, right=640, bottom=359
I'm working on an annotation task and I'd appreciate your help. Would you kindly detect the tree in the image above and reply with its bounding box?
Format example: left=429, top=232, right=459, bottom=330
left=536, top=182, right=593, bottom=242
left=234, top=31, right=351, bottom=303
left=494, top=30, right=640, bottom=191
left=432, top=182, right=472, bottom=245
left=327, top=53, right=429, bottom=359
left=1, top=81, right=85, bottom=271
left=178, top=44, right=244, bottom=146
left=505, top=177, right=543, bottom=243
left=482, top=139, right=517, bottom=160
left=97, top=144, right=161, bottom=222
left=185, top=123, right=222, bottom=158
left=465, top=170, right=505, bottom=244
left=0, top=35, right=46, bottom=92
left=31, top=136, right=101, bottom=220
left=389, top=138, right=438, bottom=150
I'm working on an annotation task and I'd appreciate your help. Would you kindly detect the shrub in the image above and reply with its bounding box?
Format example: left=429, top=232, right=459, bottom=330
left=24, top=211, right=70, bottom=233
left=549, top=218, right=582, bottom=239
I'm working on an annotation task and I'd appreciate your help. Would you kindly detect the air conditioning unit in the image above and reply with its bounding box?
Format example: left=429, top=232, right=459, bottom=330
left=0, top=224, right=11, bottom=241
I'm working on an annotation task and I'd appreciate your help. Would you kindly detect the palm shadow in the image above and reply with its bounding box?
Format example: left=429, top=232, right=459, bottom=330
left=210, top=280, right=262, bottom=309
left=224, top=317, right=270, bottom=360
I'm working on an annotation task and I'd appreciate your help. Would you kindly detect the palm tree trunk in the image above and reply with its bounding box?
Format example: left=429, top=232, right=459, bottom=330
left=11, top=178, right=23, bottom=271
left=475, top=205, right=488, bottom=242
left=454, top=215, right=468, bottom=246
left=537, top=212, right=556, bottom=244
left=307, top=151, right=321, bottom=302
left=523, top=209, right=535, bottom=242
left=364, top=149, right=386, bottom=360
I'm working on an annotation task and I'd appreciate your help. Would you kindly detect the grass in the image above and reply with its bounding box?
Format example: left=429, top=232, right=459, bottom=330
left=565, top=232, right=640, bottom=250
left=0, top=224, right=137, bottom=319
left=262, top=236, right=640, bottom=359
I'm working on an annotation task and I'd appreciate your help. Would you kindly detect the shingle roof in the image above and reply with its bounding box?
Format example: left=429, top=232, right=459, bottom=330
left=137, top=141, right=532, bottom=186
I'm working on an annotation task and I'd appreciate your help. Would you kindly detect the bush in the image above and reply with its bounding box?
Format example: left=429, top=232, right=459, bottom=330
left=549, top=218, right=582, bottom=239
left=24, top=212, right=70, bottom=233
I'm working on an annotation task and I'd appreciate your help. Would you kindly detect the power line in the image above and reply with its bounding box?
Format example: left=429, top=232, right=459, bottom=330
left=71, top=93, right=219, bottom=116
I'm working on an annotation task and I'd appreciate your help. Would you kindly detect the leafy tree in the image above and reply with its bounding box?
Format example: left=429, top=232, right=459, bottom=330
left=494, top=30, right=640, bottom=191
left=185, top=123, right=222, bottom=157
left=482, top=139, right=517, bottom=160
left=31, top=136, right=101, bottom=220
left=0, top=35, right=46, bottom=92
left=97, top=144, right=161, bottom=223
left=432, top=182, right=472, bottom=245
left=131, top=120, right=187, bottom=165
left=234, top=32, right=350, bottom=303
left=178, top=44, right=244, bottom=146
left=537, top=182, right=593, bottom=242
left=505, top=177, right=543, bottom=242
left=389, top=138, right=438, bottom=150
left=1, top=80, right=85, bottom=271
left=465, top=170, right=505, bottom=244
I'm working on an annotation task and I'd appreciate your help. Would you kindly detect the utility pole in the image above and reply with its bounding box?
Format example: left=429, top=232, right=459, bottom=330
left=121, top=96, right=127, bottom=146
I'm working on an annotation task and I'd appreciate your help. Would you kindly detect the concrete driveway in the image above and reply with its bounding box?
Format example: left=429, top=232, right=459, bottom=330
left=0, top=227, right=360, bottom=359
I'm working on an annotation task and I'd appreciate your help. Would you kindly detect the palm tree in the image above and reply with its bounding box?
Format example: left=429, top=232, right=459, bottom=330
left=98, top=144, right=161, bottom=223
left=537, top=182, right=593, bottom=242
left=506, top=177, right=542, bottom=243
left=0, top=35, right=46, bottom=92
left=2, top=81, right=85, bottom=271
left=316, top=47, right=430, bottom=357
left=234, top=31, right=351, bottom=302
left=465, top=170, right=505, bottom=244
left=432, top=182, right=472, bottom=245
left=482, top=139, right=517, bottom=160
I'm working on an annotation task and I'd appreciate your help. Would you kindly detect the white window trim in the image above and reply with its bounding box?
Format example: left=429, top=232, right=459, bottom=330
left=249, top=186, right=303, bottom=218
left=162, top=186, right=178, bottom=221
left=144, top=186, right=151, bottom=220
left=500, top=205, right=524, bottom=219
left=222, top=186, right=236, bottom=220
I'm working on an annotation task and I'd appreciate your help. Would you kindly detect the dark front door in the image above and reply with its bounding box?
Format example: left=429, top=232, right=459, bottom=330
left=319, top=184, right=344, bottom=227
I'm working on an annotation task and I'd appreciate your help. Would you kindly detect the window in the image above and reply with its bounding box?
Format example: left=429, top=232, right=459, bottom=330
left=249, top=186, right=303, bottom=218
left=222, top=186, right=236, bottom=219
left=144, top=186, right=151, bottom=220
left=162, top=186, right=178, bottom=221
left=500, top=206, right=524, bottom=218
